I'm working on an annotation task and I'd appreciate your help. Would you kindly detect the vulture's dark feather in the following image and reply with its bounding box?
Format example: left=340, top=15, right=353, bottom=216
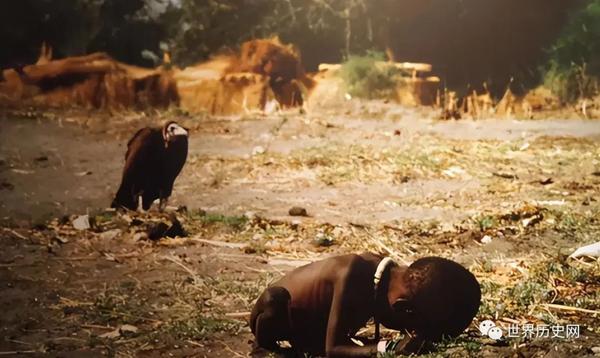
left=112, top=122, right=188, bottom=211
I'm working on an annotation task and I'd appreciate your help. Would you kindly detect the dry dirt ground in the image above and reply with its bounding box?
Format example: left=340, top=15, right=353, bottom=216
left=1, top=104, right=599, bottom=357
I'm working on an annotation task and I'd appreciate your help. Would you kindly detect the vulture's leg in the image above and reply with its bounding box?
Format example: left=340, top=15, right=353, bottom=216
left=158, top=197, right=168, bottom=212
left=138, top=196, right=145, bottom=212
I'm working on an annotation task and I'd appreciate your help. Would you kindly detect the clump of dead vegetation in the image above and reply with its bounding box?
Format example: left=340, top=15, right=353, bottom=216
left=0, top=45, right=178, bottom=110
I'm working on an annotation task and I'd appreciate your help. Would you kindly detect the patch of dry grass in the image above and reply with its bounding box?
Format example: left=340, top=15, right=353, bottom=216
left=186, top=134, right=600, bottom=188
left=474, top=256, right=600, bottom=329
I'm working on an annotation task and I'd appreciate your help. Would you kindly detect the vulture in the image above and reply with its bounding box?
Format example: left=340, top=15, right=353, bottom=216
left=112, top=121, right=188, bottom=211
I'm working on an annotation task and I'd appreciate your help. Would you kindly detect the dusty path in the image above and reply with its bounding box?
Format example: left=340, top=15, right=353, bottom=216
left=0, top=118, right=122, bottom=224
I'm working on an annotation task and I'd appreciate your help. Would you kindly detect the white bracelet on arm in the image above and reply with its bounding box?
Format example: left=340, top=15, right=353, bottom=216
left=377, top=340, right=388, bottom=353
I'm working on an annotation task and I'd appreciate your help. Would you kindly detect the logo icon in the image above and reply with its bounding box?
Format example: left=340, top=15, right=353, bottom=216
left=488, top=326, right=503, bottom=340
left=479, top=320, right=503, bottom=340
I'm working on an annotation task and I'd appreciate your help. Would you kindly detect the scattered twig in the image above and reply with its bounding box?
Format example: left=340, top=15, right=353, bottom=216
left=361, top=228, right=409, bottom=265
left=241, top=265, right=270, bottom=273
left=80, top=324, right=115, bottom=330
left=191, top=237, right=247, bottom=249
left=49, top=337, right=87, bottom=343
left=216, top=340, right=246, bottom=358
left=53, top=255, right=101, bottom=261
left=186, top=340, right=205, bottom=348
left=499, top=317, right=521, bottom=325
left=540, top=303, right=600, bottom=315
left=382, top=224, right=403, bottom=232
left=267, top=258, right=312, bottom=267
left=492, top=172, right=518, bottom=180
left=4, top=339, right=34, bottom=347
left=94, top=309, right=162, bottom=324
left=225, top=311, right=251, bottom=318
left=162, top=255, right=203, bottom=285
left=542, top=306, right=558, bottom=322
left=0, top=262, right=40, bottom=268
left=58, top=297, right=93, bottom=307
left=569, top=257, right=594, bottom=267
left=3, top=228, right=28, bottom=240
left=349, top=222, right=366, bottom=229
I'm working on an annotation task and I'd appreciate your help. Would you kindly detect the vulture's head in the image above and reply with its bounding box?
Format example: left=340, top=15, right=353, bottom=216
left=163, top=121, right=188, bottom=144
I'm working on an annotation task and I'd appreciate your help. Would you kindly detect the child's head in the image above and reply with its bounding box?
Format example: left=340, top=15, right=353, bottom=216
left=397, top=257, right=481, bottom=340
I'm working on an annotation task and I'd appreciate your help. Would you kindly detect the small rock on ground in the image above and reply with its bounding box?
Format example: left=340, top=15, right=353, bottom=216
left=288, top=206, right=308, bottom=217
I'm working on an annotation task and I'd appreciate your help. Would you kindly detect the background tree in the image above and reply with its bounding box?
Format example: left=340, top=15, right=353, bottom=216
left=0, top=0, right=593, bottom=99
left=543, top=0, right=600, bottom=102
left=0, top=0, right=98, bottom=67
left=86, top=0, right=166, bottom=67
left=0, top=0, right=166, bottom=68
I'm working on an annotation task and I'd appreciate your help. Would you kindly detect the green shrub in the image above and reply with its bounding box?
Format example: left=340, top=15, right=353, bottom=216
left=543, top=0, right=600, bottom=102
left=340, top=51, right=407, bottom=100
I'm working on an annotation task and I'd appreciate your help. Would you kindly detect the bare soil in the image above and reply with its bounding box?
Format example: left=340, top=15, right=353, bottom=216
left=1, top=106, right=599, bottom=357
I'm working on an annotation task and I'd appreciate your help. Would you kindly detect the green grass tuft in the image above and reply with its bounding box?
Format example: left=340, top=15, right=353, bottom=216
left=340, top=51, right=408, bottom=100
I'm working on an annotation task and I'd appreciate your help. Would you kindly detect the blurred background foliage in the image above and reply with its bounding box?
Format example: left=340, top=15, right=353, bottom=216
left=340, top=51, right=408, bottom=99
left=0, top=0, right=597, bottom=100
left=543, top=0, right=600, bottom=103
